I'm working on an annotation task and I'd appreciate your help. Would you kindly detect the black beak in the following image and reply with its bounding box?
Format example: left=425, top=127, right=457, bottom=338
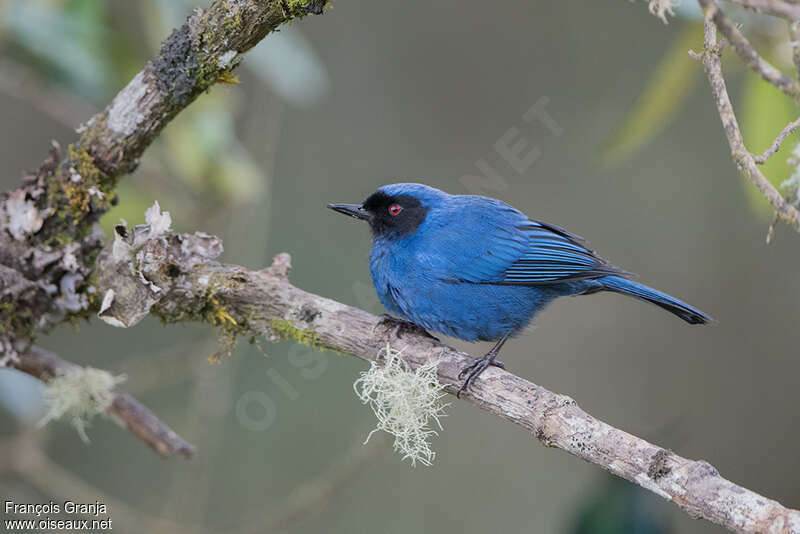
left=327, top=203, right=371, bottom=221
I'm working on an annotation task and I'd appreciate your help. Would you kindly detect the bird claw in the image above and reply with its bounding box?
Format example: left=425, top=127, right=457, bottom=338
left=456, top=353, right=505, bottom=398
left=372, top=314, right=439, bottom=341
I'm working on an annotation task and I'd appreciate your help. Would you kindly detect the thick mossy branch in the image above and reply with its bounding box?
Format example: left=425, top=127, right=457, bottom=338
left=82, top=0, right=330, bottom=180
left=95, top=238, right=799, bottom=534
left=268, top=318, right=324, bottom=348
left=41, top=144, right=113, bottom=243
left=0, top=0, right=329, bottom=349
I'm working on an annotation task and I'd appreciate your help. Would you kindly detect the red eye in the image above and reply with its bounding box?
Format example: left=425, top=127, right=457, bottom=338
left=388, top=203, right=403, bottom=216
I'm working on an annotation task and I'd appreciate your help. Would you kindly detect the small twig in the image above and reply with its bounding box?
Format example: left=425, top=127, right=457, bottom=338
left=700, top=0, right=800, bottom=102
left=724, top=0, right=800, bottom=19
left=791, top=20, right=800, bottom=78
left=9, top=346, right=196, bottom=458
left=767, top=210, right=780, bottom=242
left=754, top=117, right=800, bottom=163
left=696, top=8, right=800, bottom=231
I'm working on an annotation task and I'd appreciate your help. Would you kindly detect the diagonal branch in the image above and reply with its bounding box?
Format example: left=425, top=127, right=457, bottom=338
left=693, top=6, right=800, bottom=232
left=723, top=0, right=800, bottom=19
left=0, top=0, right=796, bottom=527
left=78, top=0, right=327, bottom=180
left=0, top=0, right=330, bottom=348
left=701, top=0, right=800, bottom=103
left=0, top=0, right=332, bottom=459
left=8, top=346, right=195, bottom=458
left=754, top=116, right=800, bottom=163
left=92, top=220, right=800, bottom=533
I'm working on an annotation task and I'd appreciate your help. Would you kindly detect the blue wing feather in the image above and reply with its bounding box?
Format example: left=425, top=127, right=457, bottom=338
left=496, top=220, right=628, bottom=285
left=409, top=193, right=629, bottom=285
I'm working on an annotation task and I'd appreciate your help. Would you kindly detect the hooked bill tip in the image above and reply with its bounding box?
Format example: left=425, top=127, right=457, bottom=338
left=327, top=203, right=370, bottom=221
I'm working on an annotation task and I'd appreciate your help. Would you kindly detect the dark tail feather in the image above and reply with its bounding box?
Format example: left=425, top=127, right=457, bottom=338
left=598, top=276, right=714, bottom=325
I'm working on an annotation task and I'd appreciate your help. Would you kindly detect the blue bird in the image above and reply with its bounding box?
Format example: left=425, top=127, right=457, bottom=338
left=328, top=183, right=712, bottom=396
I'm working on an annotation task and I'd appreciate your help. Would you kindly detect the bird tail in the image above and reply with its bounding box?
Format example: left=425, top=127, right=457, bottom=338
left=598, top=276, right=714, bottom=325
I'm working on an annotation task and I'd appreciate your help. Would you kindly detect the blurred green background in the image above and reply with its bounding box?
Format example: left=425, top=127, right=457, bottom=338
left=1, top=1, right=799, bottom=533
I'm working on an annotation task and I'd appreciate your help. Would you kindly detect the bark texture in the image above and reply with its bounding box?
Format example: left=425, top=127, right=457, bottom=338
left=0, top=0, right=329, bottom=348
left=0, top=0, right=798, bottom=530
left=92, top=221, right=800, bottom=534
left=0, top=0, right=330, bottom=457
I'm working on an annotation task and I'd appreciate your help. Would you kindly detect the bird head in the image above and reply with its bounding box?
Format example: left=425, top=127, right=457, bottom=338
left=327, top=183, right=444, bottom=238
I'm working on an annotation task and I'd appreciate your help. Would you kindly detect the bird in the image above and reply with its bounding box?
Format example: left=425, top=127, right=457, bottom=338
left=328, top=183, right=713, bottom=397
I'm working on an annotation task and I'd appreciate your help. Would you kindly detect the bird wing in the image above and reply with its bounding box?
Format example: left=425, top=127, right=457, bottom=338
left=417, top=196, right=628, bottom=285
left=497, top=220, right=629, bottom=285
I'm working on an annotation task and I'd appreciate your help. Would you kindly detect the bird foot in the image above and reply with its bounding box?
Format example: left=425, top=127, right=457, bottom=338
left=456, top=352, right=505, bottom=398
left=372, top=314, right=439, bottom=341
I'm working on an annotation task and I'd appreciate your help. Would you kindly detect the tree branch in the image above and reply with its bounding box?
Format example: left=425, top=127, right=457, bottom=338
left=0, top=0, right=330, bottom=347
left=790, top=20, right=800, bottom=78
left=701, top=0, right=800, bottom=103
left=693, top=4, right=800, bottom=232
left=723, top=0, right=800, bottom=19
left=91, top=220, right=800, bottom=534
left=0, top=0, right=331, bottom=458
left=754, top=117, right=800, bottom=163
left=8, top=345, right=195, bottom=458
left=0, top=0, right=796, bottom=527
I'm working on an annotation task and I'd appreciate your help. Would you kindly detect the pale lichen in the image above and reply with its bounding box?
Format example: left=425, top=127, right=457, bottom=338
left=639, top=0, right=678, bottom=24
left=4, top=189, right=45, bottom=240
left=144, top=200, right=172, bottom=237
left=60, top=242, right=80, bottom=272
left=353, top=345, right=449, bottom=466
left=99, top=201, right=175, bottom=327
left=38, top=367, right=126, bottom=443
left=99, top=201, right=224, bottom=329
left=782, top=141, right=800, bottom=206
left=107, top=71, right=148, bottom=135
left=0, top=336, right=21, bottom=367
left=217, top=50, right=238, bottom=69
left=54, top=273, right=88, bottom=314
left=97, top=289, right=126, bottom=328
